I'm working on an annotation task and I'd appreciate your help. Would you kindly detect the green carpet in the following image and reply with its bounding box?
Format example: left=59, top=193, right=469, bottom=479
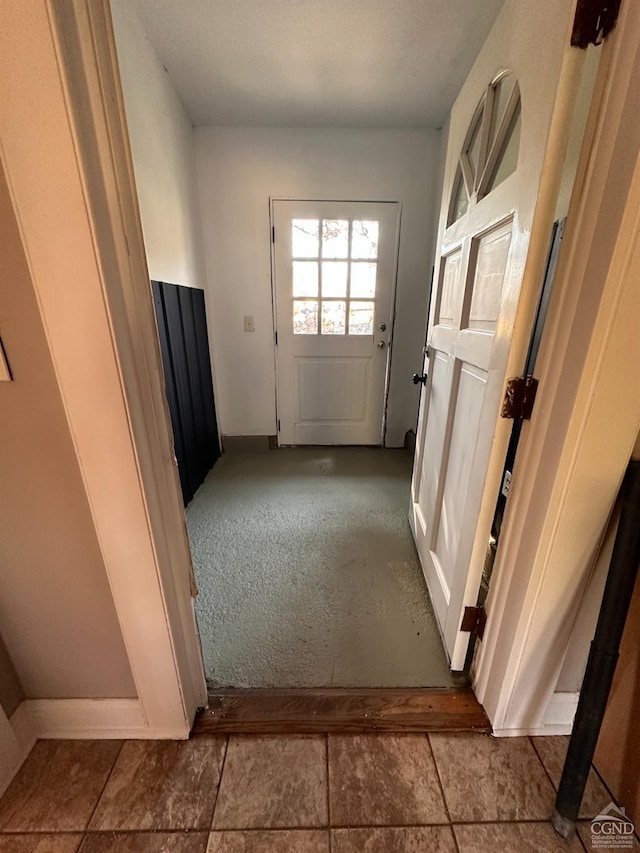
left=187, top=447, right=457, bottom=688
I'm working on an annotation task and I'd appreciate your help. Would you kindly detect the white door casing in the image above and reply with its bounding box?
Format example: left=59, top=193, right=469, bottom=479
left=272, top=200, right=399, bottom=445
left=411, top=6, right=577, bottom=671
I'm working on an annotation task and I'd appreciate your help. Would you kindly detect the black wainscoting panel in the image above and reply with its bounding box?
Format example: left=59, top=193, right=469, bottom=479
left=151, top=281, right=220, bottom=505
left=191, top=288, right=220, bottom=473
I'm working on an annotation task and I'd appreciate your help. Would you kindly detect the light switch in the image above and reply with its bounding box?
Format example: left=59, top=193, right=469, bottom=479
left=0, top=337, right=12, bottom=382
left=244, top=315, right=255, bottom=332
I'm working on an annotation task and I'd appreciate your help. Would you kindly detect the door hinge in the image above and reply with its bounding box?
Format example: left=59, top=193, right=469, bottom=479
left=501, top=375, right=538, bottom=421
left=571, top=0, right=621, bottom=48
left=271, top=226, right=275, bottom=243
left=274, top=331, right=278, bottom=345
left=461, top=605, right=487, bottom=640
left=277, top=419, right=281, bottom=432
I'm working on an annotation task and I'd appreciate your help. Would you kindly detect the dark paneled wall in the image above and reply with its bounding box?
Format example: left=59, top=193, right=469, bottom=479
left=152, top=281, right=220, bottom=505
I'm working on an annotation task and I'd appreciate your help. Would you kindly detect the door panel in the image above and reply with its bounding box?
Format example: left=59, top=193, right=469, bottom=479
left=273, top=200, right=399, bottom=445
left=409, top=3, right=577, bottom=671
left=412, top=206, right=519, bottom=667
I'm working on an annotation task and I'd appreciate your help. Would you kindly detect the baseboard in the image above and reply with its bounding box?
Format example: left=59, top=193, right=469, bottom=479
left=221, top=435, right=273, bottom=453
left=541, top=691, right=579, bottom=733
left=20, top=698, right=187, bottom=740
left=492, top=692, right=579, bottom=737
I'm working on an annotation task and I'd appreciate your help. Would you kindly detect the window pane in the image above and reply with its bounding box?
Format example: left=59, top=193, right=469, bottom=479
left=488, top=73, right=517, bottom=153
left=449, top=166, right=468, bottom=225
left=351, top=220, right=379, bottom=258
left=293, top=300, right=318, bottom=334
left=350, top=263, right=376, bottom=298
left=322, top=219, right=349, bottom=258
left=293, top=261, right=318, bottom=297
left=292, top=219, right=319, bottom=258
left=322, top=261, right=347, bottom=297
left=466, top=111, right=482, bottom=182
left=486, top=103, right=521, bottom=194
left=348, top=301, right=374, bottom=335
left=321, top=301, right=346, bottom=334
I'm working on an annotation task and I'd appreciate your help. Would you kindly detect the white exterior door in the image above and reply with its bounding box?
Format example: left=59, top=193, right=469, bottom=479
left=272, top=200, right=399, bottom=445
left=411, top=20, right=575, bottom=670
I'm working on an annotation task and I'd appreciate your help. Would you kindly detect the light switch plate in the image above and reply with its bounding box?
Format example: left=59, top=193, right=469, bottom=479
left=0, top=337, right=12, bottom=382
left=244, top=315, right=255, bottom=332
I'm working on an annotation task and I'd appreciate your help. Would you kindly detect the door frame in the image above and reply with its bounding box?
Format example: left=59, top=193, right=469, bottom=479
left=473, top=0, right=640, bottom=735
left=1, top=0, right=638, bottom=776
left=269, top=197, right=402, bottom=447
left=0, top=0, right=206, bottom=752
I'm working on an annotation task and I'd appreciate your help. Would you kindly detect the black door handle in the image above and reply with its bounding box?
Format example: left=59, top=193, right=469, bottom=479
left=412, top=373, right=427, bottom=385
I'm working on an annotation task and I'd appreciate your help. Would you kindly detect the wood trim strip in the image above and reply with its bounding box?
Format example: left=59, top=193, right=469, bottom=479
left=193, top=688, right=491, bottom=735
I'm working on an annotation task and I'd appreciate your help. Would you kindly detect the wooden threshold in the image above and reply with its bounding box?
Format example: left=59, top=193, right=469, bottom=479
left=192, top=688, right=491, bottom=735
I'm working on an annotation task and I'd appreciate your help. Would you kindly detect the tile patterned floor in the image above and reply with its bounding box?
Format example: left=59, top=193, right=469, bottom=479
left=0, top=733, right=631, bottom=852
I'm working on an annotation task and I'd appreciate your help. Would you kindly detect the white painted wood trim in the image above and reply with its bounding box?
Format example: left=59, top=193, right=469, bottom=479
left=473, top=1, right=640, bottom=735
left=493, top=693, right=579, bottom=737
left=0, top=0, right=206, bottom=740
left=21, top=699, right=187, bottom=741
left=542, top=692, right=580, bottom=732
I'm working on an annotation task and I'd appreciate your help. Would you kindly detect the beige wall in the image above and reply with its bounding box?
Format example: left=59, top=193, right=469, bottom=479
left=0, top=162, right=136, bottom=699
left=0, top=634, right=23, bottom=717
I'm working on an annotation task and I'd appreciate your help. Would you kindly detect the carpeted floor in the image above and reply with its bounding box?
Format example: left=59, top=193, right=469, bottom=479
left=186, top=446, right=458, bottom=688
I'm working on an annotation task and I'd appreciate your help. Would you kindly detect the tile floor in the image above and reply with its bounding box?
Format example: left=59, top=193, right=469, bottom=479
left=0, top=732, right=635, bottom=852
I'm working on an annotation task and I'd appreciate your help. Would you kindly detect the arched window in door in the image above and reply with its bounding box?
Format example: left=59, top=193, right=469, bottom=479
left=448, top=71, right=522, bottom=226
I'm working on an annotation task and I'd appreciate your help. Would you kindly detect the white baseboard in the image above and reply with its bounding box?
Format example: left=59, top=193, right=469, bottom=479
left=542, top=691, right=579, bottom=733
left=20, top=698, right=188, bottom=740
left=492, top=692, right=579, bottom=737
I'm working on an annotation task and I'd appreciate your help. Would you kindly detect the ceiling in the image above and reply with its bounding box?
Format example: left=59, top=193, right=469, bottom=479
left=132, top=0, right=506, bottom=129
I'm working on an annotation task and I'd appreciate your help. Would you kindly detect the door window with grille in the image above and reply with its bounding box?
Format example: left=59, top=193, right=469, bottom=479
left=291, top=218, right=379, bottom=336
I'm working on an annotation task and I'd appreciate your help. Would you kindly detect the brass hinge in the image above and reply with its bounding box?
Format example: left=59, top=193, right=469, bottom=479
left=571, top=0, right=621, bottom=48
left=501, top=375, right=538, bottom=421
left=461, top=606, right=487, bottom=640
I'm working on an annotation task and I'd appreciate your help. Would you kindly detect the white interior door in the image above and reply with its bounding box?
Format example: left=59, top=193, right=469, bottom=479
left=411, top=67, right=561, bottom=670
left=272, top=201, right=399, bottom=445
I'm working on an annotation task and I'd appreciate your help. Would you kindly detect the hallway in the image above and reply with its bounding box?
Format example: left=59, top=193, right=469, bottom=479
left=186, top=447, right=456, bottom=688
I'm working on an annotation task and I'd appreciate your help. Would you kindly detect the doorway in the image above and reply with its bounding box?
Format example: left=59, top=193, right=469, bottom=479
left=272, top=200, right=400, bottom=446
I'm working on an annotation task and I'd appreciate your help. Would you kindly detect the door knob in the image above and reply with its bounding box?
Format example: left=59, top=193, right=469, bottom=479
left=377, top=341, right=386, bottom=349
left=412, top=373, right=427, bottom=385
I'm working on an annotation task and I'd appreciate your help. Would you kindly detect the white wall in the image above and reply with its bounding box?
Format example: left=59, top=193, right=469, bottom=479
left=111, top=0, right=206, bottom=290
left=195, top=127, right=442, bottom=446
